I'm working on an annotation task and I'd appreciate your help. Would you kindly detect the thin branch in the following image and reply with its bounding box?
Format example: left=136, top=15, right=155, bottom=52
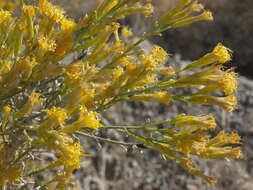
left=75, top=131, right=137, bottom=147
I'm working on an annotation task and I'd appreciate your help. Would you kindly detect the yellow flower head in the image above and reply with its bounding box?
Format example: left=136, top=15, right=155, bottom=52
left=139, top=55, right=157, bottom=69
left=29, top=92, right=43, bottom=106
left=186, top=94, right=238, bottom=112
left=58, top=138, right=83, bottom=171
left=38, top=36, right=56, bottom=53
left=0, top=10, right=12, bottom=24
left=3, top=105, right=11, bottom=114
left=121, top=27, right=133, bottom=38
left=183, top=43, right=233, bottom=71
left=219, top=70, right=238, bottom=95
left=213, top=43, right=232, bottom=63
left=81, top=111, right=101, bottom=129
left=218, top=94, right=238, bottom=112
left=208, top=130, right=241, bottom=147
left=2, top=105, right=11, bottom=126
left=45, top=107, right=67, bottom=125
left=175, top=65, right=238, bottom=95
left=152, top=92, right=171, bottom=104
left=199, top=11, right=213, bottom=21
left=39, top=0, right=65, bottom=23
left=22, top=5, right=36, bottom=18
left=60, top=18, right=77, bottom=33
left=113, top=67, right=124, bottom=79
left=171, top=114, right=217, bottom=130
left=44, top=132, right=84, bottom=172
left=227, top=147, right=243, bottom=159
left=129, top=91, right=171, bottom=104
left=150, top=46, right=168, bottom=63
left=202, top=146, right=243, bottom=160
left=61, top=107, right=101, bottom=132
left=0, top=60, right=12, bottom=74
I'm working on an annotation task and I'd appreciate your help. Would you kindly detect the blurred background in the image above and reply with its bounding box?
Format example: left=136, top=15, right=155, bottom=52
left=54, top=0, right=253, bottom=189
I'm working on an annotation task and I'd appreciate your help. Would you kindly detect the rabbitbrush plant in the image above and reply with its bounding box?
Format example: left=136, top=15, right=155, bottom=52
left=0, top=0, right=243, bottom=189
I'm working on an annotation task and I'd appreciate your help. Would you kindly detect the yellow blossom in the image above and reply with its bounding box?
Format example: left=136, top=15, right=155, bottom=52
left=22, top=5, right=36, bottom=18
left=63, top=61, right=85, bottom=82
left=171, top=132, right=208, bottom=154
left=39, top=0, right=65, bottom=23
left=0, top=60, right=12, bottom=75
left=58, top=140, right=83, bottom=171
left=62, top=107, right=101, bottom=133
left=0, top=10, right=12, bottom=24
left=170, top=114, right=217, bottom=130
left=80, top=110, right=102, bottom=129
left=171, top=10, right=213, bottom=28
left=183, top=43, right=232, bottom=71
left=150, top=46, right=168, bottom=63
left=121, top=27, right=133, bottom=38
left=208, top=130, right=241, bottom=147
left=200, top=146, right=243, bottom=159
left=185, top=94, right=238, bottom=112
left=213, top=43, right=232, bottom=63
left=139, top=55, right=157, bottom=69
left=45, top=107, right=67, bottom=125
left=60, top=18, right=77, bottom=33
left=2, top=105, right=11, bottom=127
left=178, top=157, right=217, bottom=184
left=38, top=35, right=56, bottom=53
left=129, top=91, right=171, bottom=104
left=174, top=65, right=238, bottom=95
left=200, top=11, right=213, bottom=21
left=38, top=131, right=84, bottom=173
left=113, top=67, right=124, bottom=80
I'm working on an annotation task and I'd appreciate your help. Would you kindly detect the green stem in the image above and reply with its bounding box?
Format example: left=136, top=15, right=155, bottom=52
left=75, top=131, right=136, bottom=147
left=102, top=119, right=173, bottom=131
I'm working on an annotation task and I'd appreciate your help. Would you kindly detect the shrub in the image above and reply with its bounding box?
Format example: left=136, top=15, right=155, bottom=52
left=0, top=0, right=242, bottom=189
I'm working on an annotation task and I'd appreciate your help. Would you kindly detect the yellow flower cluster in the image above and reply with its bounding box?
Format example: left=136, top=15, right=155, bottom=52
left=0, top=0, right=242, bottom=188
left=38, top=35, right=57, bottom=53
left=128, top=114, right=242, bottom=183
